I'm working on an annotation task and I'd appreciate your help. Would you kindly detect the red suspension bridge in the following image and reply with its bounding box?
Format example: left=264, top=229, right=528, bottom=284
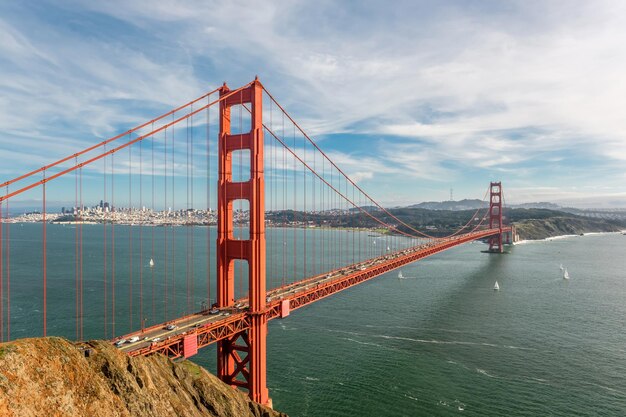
left=0, top=78, right=512, bottom=405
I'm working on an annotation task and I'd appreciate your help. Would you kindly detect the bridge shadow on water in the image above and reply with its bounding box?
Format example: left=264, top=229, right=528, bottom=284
left=366, top=244, right=553, bottom=416
left=386, top=245, right=513, bottom=343
left=322, top=244, right=520, bottom=415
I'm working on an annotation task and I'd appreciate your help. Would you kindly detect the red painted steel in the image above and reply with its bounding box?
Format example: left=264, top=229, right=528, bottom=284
left=0, top=76, right=516, bottom=407
left=42, top=176, right=47, bottom=336
left=0, top=86, right=252, bottom=205
left=0, top=88, right=222, bottom=194
left=280, top=300, right=290, bottom=318
left=0, top=202, right=3, bottom=342
left=217, top=79, right=268, bottom=405
left=183, top=334, right=198, bottom=358
left=488, top=182, right=503, bottom=253
left=124, top=227, right=511, bottom=360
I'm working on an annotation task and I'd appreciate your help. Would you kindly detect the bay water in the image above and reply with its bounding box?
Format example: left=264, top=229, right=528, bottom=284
left=3, top=224, right=625, bottom=415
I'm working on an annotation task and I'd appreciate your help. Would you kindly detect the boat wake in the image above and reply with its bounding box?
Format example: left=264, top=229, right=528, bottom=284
left=343, top=337, right=383, bottom=348
left=476, top=368, right=500, bottom=379
left=436, top=399, right=466, bottom=411
left=326, top=328, right=536, bottom=350
left=279, top=323, right=298, bottom=331
left=375, top=334, right=536, bottom=351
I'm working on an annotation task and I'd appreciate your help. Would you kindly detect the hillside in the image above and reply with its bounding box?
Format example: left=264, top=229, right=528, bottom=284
left=267, top=207, right=626, bottom=239
left=406, top=200, right=561, bottom=211
left=0, top=337, right=286, bottom=417
left=513, top=216, right=626, bottom=240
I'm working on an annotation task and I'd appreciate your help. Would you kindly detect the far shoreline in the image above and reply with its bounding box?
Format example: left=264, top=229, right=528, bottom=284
left=514, top=230, right=625, bottom=245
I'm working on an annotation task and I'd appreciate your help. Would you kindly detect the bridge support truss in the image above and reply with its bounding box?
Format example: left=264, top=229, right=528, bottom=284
left=488, top=181, right=504, bottom=253
left=217, top=79, right=269, bottom=405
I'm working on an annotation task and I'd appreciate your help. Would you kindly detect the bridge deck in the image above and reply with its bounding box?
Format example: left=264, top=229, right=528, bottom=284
left=117, top=227, right=510, bottom=358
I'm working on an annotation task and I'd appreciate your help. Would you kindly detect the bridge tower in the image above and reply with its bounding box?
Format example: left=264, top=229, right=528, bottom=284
left=217, top=78, right=269, bottom=405
left=488, top=181, right=503, bottom=253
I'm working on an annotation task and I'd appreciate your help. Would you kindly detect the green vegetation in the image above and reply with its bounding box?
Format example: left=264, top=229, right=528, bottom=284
left=267, top=207, right=626, bottom=240
left=180, top=360, right=203, bottom=378
left=0, top=343, right=15, bottom=358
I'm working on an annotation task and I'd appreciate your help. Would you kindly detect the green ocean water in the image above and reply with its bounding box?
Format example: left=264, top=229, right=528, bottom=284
left=3, top=224, right=625, bottom=416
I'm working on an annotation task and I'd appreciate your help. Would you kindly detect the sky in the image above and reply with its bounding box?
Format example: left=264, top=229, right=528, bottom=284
left=1, top=0, right=626, bottom=208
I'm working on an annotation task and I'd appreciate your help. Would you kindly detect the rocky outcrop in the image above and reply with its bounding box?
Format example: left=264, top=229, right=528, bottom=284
left=514, top=217, right=625, bottom=240
left=0, top=337, right=286, bottom=417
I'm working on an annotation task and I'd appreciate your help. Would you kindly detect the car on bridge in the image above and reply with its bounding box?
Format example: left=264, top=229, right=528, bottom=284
left=165, top=324, right=177, bottom=330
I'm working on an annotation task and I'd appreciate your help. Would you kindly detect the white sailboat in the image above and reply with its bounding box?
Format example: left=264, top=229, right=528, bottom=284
left=563, top=268, right=569, bottom=280
left=493, top=281, right=500, bottom=291
left=387, top=246, right=391, bottom=251
left=559, top=263, right=564, bottom=271
left=398, top=270, right=405, bottom=279
left=149, top=258, right=155, bottom=268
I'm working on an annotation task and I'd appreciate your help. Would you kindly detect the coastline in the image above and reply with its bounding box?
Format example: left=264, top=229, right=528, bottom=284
left=514, top=230, right=625, bottom=245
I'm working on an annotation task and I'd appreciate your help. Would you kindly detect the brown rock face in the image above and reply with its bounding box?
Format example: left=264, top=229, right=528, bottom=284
left=0, top=337, right=287, bottom=417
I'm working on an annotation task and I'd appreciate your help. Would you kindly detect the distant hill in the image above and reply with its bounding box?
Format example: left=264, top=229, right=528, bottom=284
left=407, top=199, right=486, bottom=210
left=512, top=202, right=561, bottom=210
left=406, top=200, right=561, bottom=211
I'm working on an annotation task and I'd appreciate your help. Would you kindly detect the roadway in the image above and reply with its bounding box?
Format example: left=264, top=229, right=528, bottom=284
left=116, top=227, right=510, bottom=357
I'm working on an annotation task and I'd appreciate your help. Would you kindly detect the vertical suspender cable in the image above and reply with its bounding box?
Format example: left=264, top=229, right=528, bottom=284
left=190, top=104, right=195, bottom=312
left=331, top=167, right=334, bottom=269
left=4, top=189, right=9, bottom=341
left=186, top=113, right=190, bottom=313
left=171, top=114, right=176, bottom=317
left=312, top=145, right=316, bottom=276
left=350, top=180, right=353, bottom=261
left=321, top=157, right=324, bottom=273
left=282, top=113, right=286, bottom=287
left=103, top=145, right=108, bottom=339
left=294, top=127, right=309, bottom=278
left=0, top=192, right=8, bottom=342
left=128, top=134, right=133, bottom=331
left=164, top=128, right=168, bottom=321
left=1, top=200, right=3, bottom=342
left=357, top=190, right=360, bottom=262
left=347, top=177, right=350, bottom=263
left=75, top=158, right=79, bottom=339
left=139, top=132, right=144, bottom=329
left=292, top=122, right=296, bottom=282
left=206, top=96, right=211, bottom=307
left=80, top=166, right=84, bottom=340
left=151, top=123, right=155, bottom=323
left=111, top=150, right=116, bottom=337
left=42, top=170, right=47, bottom=336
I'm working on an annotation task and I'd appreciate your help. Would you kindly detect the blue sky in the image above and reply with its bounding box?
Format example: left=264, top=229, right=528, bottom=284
left=1, top=0, right=626, bottom=208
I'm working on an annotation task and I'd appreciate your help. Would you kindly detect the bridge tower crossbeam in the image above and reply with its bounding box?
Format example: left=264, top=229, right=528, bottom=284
left=217, top=78, right=269, bottom=405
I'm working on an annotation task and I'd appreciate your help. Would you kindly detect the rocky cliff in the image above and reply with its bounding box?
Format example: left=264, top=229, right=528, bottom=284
left=0, top=337, right=287, bottom=417
left=514, top=216, right=625, bottom=240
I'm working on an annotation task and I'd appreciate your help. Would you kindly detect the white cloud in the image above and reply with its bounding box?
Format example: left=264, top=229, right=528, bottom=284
left=2, top=0, right=626, bottom=206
